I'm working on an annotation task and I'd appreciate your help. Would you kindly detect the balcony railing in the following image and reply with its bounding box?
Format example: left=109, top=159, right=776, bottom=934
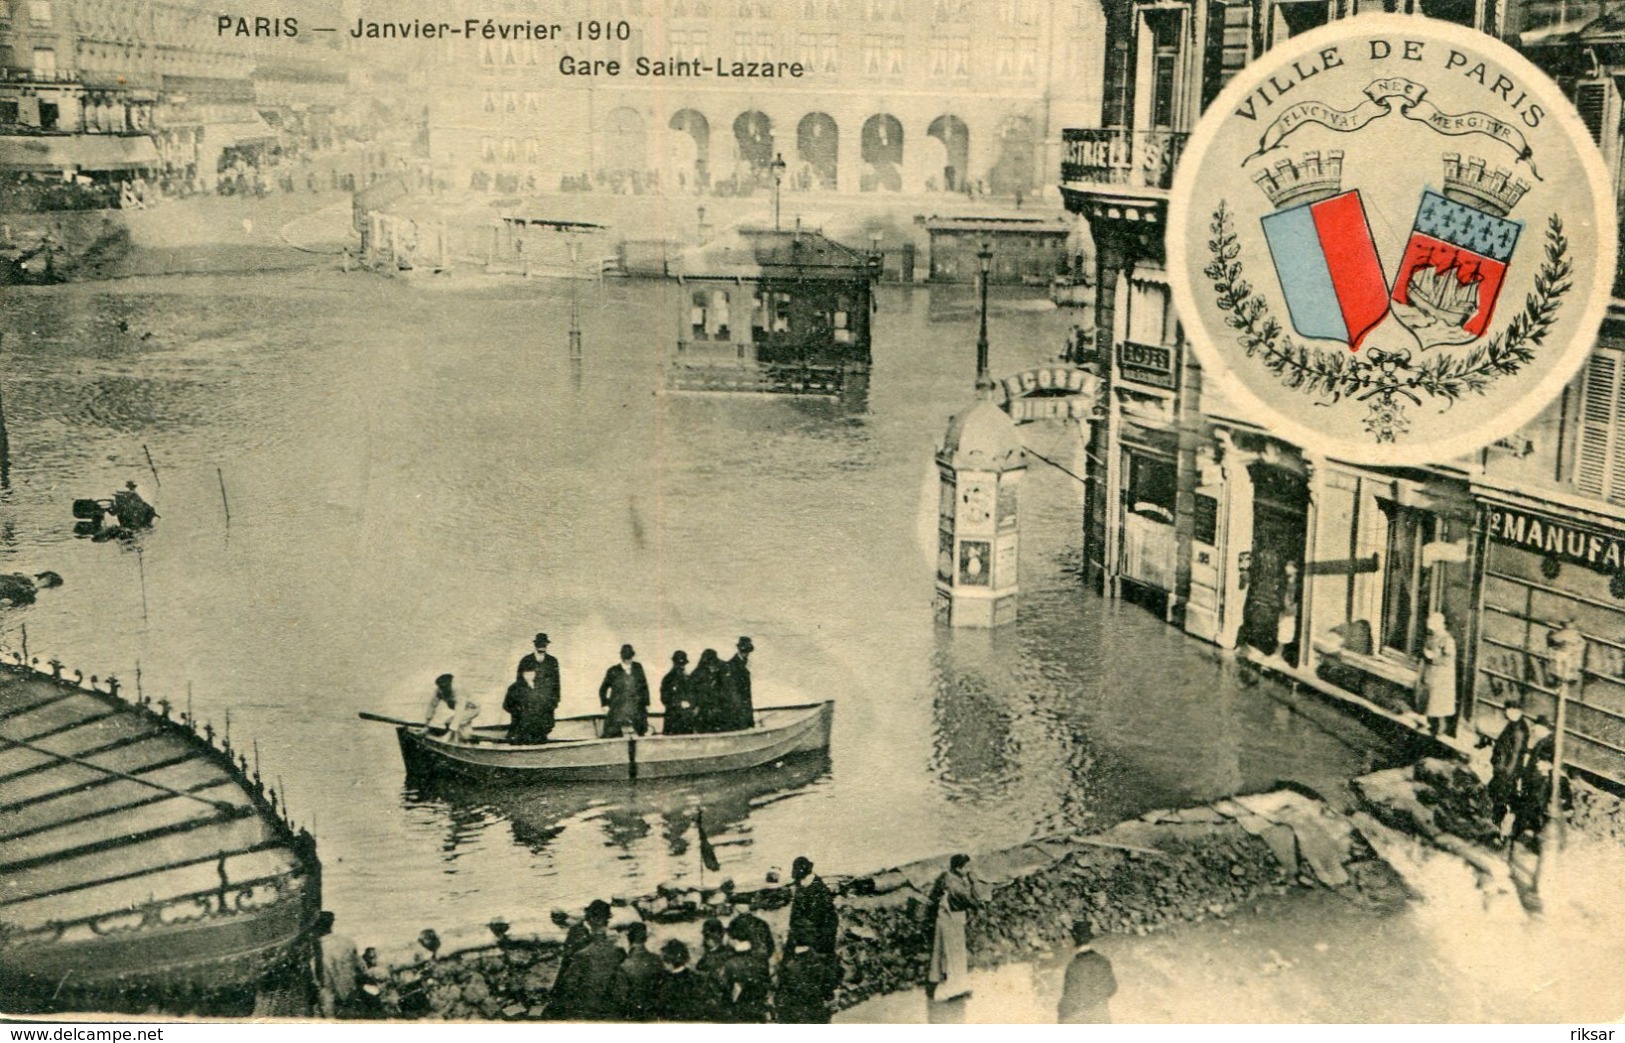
left=0, top=67, right=81, bottom=85
left=1061, top=127, right=1189, bottom=192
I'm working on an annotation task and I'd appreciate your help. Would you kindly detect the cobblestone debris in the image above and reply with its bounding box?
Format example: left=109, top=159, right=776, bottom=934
left=371, top=788, right=1405, bottom=1020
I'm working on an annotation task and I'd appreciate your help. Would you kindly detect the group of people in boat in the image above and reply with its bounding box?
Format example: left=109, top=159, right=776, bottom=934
left=423, top=633, right=757, bottom=744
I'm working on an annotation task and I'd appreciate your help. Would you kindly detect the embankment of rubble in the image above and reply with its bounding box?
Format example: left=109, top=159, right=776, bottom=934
left=373, top=787, right=1407, bottom=1020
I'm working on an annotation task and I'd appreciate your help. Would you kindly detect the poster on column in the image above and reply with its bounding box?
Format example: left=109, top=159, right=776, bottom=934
left=1, top=0, right=1622, bottom=1031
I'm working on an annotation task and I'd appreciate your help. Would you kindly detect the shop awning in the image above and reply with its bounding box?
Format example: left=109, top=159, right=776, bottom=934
left=204, top=112, right=277, bottom=146
left=0, top=133, right=160, bottom=173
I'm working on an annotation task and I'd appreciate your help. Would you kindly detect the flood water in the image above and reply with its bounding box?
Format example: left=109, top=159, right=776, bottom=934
left=0, top=272, right=1404, bottom=944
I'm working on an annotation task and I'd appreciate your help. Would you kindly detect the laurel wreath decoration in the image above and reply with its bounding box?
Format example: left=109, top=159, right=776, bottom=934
left=1205, top=201, right=1573, bottom=442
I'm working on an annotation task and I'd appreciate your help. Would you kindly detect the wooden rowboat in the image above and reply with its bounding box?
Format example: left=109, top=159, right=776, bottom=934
left=0, top=658, right=321, bottom=1014
left=386, top=701, right=835, bottom=783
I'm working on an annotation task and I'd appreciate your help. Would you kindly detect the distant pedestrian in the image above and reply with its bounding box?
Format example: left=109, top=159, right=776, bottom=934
left=612, top=921, right=662, bottom=1020
left=1485, top=700, right=1530, bottom=837
left=718, top=636, right=756, bottom=731
left=926, top=853, right=984, bottom=1001
left=314, top=911, right=363, bottom=1018
left=1417, top=613, right=1457, bottom=737
left=661, top=650, right=701, bottom=735
left=599, top=644, right=651, bottom=737
left=787, top=855, right=838, bottom=957
left=721, top=917, right=772, bottom=1022
left=691, top=649, right=726, bottom=732
left=547, top=900, right=623, bottom=1020
left=1510, top=732, right=1570, bottom=850
left=1057, top=919, right=1117, bottom=1023
left=776, top=943, right=838, bottom=1023
left=424, top=673, right=478, bottom=742
left=654, top=939, right=711, bottom=1021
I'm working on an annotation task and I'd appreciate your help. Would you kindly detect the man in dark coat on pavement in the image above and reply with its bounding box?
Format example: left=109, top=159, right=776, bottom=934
left=787, top=855, right=838, bottom=957
left=693, top=917, right=730, bottom=1004
left=720, top=917, right=772, bottom=1023
left=1057, top=919, right=1117, bottom=1023
left=598, top=644, right=651, bottom=738
left=729, top=894, right=776, bottom=961
left=612, top=921, right=663, bottom=1020
left=776, top=943, right=838, bottom=1023
left=718, top=636, right=755, bottom=731
left=508, top=632, right=560, bottom=743
left=1486, top=700, right=1530, bottom=835
left=654, top=939, right=713, bottom=1021
left=548, top=900, right=623, bottom=1020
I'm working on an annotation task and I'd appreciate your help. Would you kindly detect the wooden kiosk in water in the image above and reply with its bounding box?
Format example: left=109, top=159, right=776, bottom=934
left=667, top=226, right=875, bottom=396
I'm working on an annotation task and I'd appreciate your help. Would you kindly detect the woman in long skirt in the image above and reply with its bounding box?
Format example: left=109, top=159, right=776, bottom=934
left=926, top=853, right=984, bottom=1000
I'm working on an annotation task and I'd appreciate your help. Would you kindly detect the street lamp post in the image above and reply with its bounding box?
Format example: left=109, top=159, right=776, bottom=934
left=770, top=152, right=787, bottom=231
left=567, top=236, right=582, bottom=359
left=1536, top=619, right=1585, bottom=900
left=975, top=241, right=993, bottom=393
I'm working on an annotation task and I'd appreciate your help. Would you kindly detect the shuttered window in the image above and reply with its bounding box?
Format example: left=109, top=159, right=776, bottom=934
left=1576, top=349, right=1625, bottom=506
left=1574, top=80, right=1615, bottom=145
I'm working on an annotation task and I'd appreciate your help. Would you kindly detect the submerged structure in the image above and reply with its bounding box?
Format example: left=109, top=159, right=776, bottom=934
left=667, top=226, right=875, bottom=396
left=0, top=655, right=322, bottom=1014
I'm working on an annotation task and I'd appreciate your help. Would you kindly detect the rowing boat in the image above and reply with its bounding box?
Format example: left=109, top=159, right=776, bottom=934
left=382, top=701, right=835, bottom=783
left=0, top=657, right=322, bottom=1014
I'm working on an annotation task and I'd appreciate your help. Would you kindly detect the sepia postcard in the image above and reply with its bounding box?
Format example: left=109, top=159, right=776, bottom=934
left=0, top=0, right=1622, bottom=1027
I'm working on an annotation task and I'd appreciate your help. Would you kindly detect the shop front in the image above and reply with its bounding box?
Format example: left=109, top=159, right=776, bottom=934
left=1473, top=493, right=1625, bottom=787
left=1307, top=468, right=1476, bottom=726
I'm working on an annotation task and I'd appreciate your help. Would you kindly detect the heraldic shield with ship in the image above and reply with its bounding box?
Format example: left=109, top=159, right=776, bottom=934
left=1169, top=15, right=1617, bottom=464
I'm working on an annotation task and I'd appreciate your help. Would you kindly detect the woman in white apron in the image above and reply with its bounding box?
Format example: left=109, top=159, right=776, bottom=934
left=927, top=853, right=985, bottom=1000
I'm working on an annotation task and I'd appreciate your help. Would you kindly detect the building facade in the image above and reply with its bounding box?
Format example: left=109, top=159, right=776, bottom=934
left=0, top=0, right=346, bottom=189
left=401, top=0, right=1103, bottom=198
left=1060, top=0, right=1625, bottom=786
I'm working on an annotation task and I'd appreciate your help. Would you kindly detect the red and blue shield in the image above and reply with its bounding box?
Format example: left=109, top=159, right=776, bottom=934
left=1259, top=190, right=1389, bottom=352
left=1390, top=189, right=1520, bottom=348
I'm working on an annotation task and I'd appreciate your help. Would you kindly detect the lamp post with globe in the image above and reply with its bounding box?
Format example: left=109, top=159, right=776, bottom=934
left=1536, top=618, right=1585, bottom=900
left=770, top=152, right=788, bottom=232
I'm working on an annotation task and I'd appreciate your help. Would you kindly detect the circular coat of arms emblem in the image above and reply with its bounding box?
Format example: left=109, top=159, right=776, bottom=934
left=1168, top=15, right=1616, bottom=464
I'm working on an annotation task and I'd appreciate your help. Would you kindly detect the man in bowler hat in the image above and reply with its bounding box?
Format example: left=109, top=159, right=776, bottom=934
left=507, top=632, right=560, bottom=743
left=599, top=644, right=650, bottom=738
left=719, top=636, right=755, bottom=731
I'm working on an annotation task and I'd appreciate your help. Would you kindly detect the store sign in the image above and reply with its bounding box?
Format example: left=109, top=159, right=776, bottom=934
left=1486, top=505, right=1625, bottom=574
left=1118, top=340, right=1178, bottom=391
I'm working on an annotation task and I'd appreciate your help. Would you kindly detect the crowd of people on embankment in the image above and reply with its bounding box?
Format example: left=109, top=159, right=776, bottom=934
left=311, top=853, right=1119, bottom=1024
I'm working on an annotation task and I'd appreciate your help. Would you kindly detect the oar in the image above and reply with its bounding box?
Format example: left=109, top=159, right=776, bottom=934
left=358, top=711, right=448, bottom=732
